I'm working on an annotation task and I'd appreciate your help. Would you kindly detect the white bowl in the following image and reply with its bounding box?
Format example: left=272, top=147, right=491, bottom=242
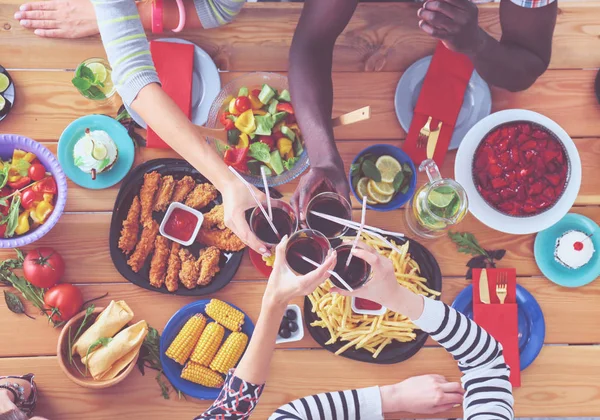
left=455, top=110, right=581, bottom=235
left=276, top=304, right=304, bottom=344
left=159, top=202, right=204, bottom=246
left=351, top=297, right=387, bottom=316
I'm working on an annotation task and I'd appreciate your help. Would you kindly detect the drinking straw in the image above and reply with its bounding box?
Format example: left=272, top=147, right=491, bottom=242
left=292, top=251, right=354, bottom=293
left=309, top=210, right=405, bottom=240
left=228, top=166, right=280, bottom=239
left=345, top=196, right=367, bottom=267
left=260, top=166, right=273, bottom=221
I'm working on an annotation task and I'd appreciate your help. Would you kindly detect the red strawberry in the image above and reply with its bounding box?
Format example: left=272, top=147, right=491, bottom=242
left=491, top=178, right=508, bottom=189
left=545, top=173, right=561, bottom=186
left=488, top=164, right=502, bottom=178
left=528, top=181, right=543, bottom=196
left=498, top=202, right=514, bottom=213
left=500, top=188, right=516, bottom=199
left=520, top=140, right=537, bottom=151
left=543, top=150, right=560, bottom=164
left=543, top=187, right=555, bottom=199
left=523, top=202, right=537, bottom=214
left=510, top=147, right=520, bottom=164
left=532, top=130, right=549, bottom=139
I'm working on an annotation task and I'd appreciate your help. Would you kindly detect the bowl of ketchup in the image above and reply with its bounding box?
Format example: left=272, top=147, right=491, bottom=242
left=352, top=297, right=387, bottom=316
left=159, top=202, right=204, bottom=246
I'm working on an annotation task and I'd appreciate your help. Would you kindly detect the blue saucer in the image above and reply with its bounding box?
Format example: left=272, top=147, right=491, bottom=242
left=160, top=300, right=255, bottom=400
left=451, top=284, right=545, bottom=371
left=57, top=115, right=135, bottom=189
left=534, top=213, right=600, bottom=288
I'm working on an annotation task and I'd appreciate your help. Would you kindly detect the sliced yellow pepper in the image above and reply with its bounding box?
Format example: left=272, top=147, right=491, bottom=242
left=234, top=109, right=256, bottom=135
left=228, top=98, right=239, bottom=116
left=253, top=109, right=268, bottom=116
left=237, top=133, right=250, bottom=149
left=12, top=150, right=36, bottom=163
left=249, top=94, right=263, bottom=110
left=34, top=196, right=54, bottom=224
left=15, top=211, right=30, bottom=235
left=277, top=138, right=294, bottom=160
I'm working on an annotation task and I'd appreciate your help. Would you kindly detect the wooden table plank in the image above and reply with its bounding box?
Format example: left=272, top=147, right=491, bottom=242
left=1, top=2, right=599, bottom=71
left=3, top=70, right=600, bottom=141
left=2, top=277, right=600, bottom=357
left=2, top=346, right=600, bottom=418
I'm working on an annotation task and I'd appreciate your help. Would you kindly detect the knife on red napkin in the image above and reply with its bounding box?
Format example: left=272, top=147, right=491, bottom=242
left=146, top=40, right=194, bottom=149
left=472, top=268, right=521, bottom=387
left=403, top=42, right=474, bottom=166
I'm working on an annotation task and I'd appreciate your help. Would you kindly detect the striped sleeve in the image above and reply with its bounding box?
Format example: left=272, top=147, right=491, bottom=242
left=268, top=386, right=383, bottom=420
left=413, top=298, right=515, bottom=420
left=195, top=0, right=245, bottom=29
left=91, top=0, right=160, bottom=106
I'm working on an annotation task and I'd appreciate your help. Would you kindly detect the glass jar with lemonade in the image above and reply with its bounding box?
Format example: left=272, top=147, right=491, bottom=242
left=72, top=58, right=116, bottom=101
left=406, top=159, right=469, bottom=239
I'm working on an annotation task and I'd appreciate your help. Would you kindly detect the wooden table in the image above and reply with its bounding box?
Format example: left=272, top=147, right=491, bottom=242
left=1, top=2, right=600, bottom=418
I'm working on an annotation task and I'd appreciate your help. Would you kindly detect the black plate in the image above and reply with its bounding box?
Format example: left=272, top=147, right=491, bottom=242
left=304, top=235, right=442, bottom=364
left=0, top=65, right=15, bottom=123
left=109, top=158, right=244, bottom=296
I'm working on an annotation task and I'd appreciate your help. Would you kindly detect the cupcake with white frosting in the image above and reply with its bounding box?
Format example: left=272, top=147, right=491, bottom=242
left=554, top=230, right=595, bottom=270
left=73, top=128, right=119, bottom=180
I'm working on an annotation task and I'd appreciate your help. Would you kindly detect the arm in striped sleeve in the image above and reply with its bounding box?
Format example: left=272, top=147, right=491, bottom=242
left=413, top=298, right=515, bottom=419
left=195, top=0, right=245, bottom=28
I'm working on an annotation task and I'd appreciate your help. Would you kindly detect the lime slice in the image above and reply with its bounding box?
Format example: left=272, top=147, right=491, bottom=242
left=91, top=142, right=108, bottom=160
left=87, top=62, right=108, bottom=84
left=0, top=74, right=9, bottom=93
left=0, top=96, right=5, bottom=112
left=427, top=188, right=456, bottom=209
left=367, top=181, right=393, bottom=204
left=375, top=155, right=402, bottom=183
left=356, top=177, right=377, bottom=205
left=368, top=179, right=395, bottom=196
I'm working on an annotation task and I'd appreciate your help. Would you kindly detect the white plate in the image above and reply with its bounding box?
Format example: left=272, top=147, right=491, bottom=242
left=276, top=304, right=304, bottom=344
left=125, top=38, right=220, bottom=128
left=394, top=56, right=492, bottom=150
left=455, top=109, right=582, bottom=235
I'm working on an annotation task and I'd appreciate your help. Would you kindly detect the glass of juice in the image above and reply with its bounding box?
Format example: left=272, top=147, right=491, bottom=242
left=406, top=159, right=469, bottom=239
left=306, top=192, right=353, bottom=240
left=250, top=200, right=298, bottom=246
left=330, top=244, right=372, bottom=289
left=72, top=58, right=117, bottom=101
left=285, top=229, right=331, bottom=275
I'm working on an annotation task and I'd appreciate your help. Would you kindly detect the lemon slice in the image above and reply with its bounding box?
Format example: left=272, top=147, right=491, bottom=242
left=356, top=177, right=377, bottom=205
left=0, top=73, right=9, bottom=93
left=91, top=143, right=108, bottom=160
left=368, top=179, right=395, bottom=196
left=87, top=62, right=108, bottom=84
left=367, top=181, right=393, bottom=204
left=375, top=155, right=402, bottom=183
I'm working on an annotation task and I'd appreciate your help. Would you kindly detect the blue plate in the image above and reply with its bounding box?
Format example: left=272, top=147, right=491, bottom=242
left=534, top=213, right=600, bottom=288
left=160, top=300, right=255, bottom=400
left=451, top=284, right=545, bottom=371
left=58, top=115, right=135, bottom=189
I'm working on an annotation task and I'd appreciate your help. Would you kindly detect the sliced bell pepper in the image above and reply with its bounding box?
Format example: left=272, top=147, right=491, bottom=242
left=237, top=133, right=250, bottom=149
left=234, top=109, right=256, bottom=135
left=15, top=211, right=30, bottom=235
left=0, top=224, right=6, bottom=238
left=258, top=135, right=275, bottom=151
left=219, top=111, right=235, bottom=131
left=12, top=150, right=36, bottom=163
left=253, top=109, right=268, bottom=116
left=249, top=94, right=263, bottom=110
left=277, top=138, right=294, bottom=160
left=223, top=147, right=249, bottom=173
left=7, top=176, right=31, bottom=190
left=276, top=103, right=294, bottom=114
left=32, top=196, right=54, bottom=224
left=228, top=98, right=240, bottom=116
left=32, top=176, right=57, bottom=194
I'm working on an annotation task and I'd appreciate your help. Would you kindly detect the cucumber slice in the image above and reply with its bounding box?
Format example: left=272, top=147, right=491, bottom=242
left=278, top=89, right=291, bottom=102
left=270, top=150, right=285, bottom=175
left=280, top=126, right=296, bottom=142
left=258, top=84, right=276, bottom=104
left=238, top=87, right=249, bottom=97
left=268, top=99, right=278, bottom=115
left=0, top=74, right=9, bottom=94
left=293, top=139, right=304, bottom=156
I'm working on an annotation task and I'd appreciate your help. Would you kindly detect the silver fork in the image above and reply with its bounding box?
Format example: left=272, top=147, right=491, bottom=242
left=417, top=116, right=433, bottom=149
left=496, top=271, right=508, bottom=304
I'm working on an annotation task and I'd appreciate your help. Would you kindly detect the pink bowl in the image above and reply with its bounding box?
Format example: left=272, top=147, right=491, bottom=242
left=0, top=134, right=68, bottom=248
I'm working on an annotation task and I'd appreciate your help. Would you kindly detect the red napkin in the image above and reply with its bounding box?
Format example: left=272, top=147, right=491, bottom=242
left=146, top=40, right=194, bottom=149
left=472, top=268, right=521, bottom=387
left=403, top=42, right=474, bottom=166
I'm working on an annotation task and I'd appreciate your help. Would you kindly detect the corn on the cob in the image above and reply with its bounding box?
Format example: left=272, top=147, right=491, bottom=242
left=205, top=299, right=245, bottom=331
left=190, top=322, right=224, bottom=366
left=181, top=362, right=224, bottom=388
left=210, top=332, right=248, bottom=374
left=165, top=314, right=207, bottom=365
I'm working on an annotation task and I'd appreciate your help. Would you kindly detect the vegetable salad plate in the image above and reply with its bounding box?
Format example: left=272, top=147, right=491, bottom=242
left=394, top=56, right=491, bottom=150
left=160, top=300, right=255, bottom=400
left=0, top=65, right=15, bottom=123
left=452, top=284, right=545, bottom=370
left=124, top=38, right=220, bottom=128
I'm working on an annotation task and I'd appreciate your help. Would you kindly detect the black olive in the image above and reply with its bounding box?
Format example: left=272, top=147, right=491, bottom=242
left=286, top=309, right=297, bottom=320
left=288, top=321, right=298, bottom=332
left=279, top=327, right=291, bottom=339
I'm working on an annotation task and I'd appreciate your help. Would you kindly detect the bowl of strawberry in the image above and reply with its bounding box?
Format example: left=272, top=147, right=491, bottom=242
left=455, top=110, right=581, bottom=235
left=0, top=134, right=68, bottom=248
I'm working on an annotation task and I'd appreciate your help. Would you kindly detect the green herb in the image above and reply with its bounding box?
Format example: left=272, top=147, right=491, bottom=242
left=73, top=156, right=84, bottom=168
left=137, top=326, right=181, bottom=399
left=393, top=171, right=405, bottom=192
left=98, top=157, right=110, bottom=171
left=115, top=108, right=131, bottom=122
left=84, top=337, right=113, bottom=375
left=351, top=173, right=360, bottom=192
left=448, top=231, right=490, bottom=258
left=86, top=86, right=107, bottom=100
left=350, top=163, right=360, bottom=176
left=283, top=156, right=300, bottom=171
left=254, top=115, right=276, bottom=136
left=4, top=290, right=34, bottom=320
left=361, top=160, right=381, bottom=182
left=72, top=77, right=92, bottom=92
left=68, top=304, right=97, bottom=374
left=248, top=142, right=271, bottom=164
left=78, top=65, right=95, bottom=82
left=4, top=195, right=21, bottom=238
left=12, top=160, right=31, bottom=177
left=0, top=164, right=9, bottom=189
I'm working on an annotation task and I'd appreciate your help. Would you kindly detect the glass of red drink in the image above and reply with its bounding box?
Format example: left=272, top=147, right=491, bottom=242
left=285, top=229, right=331, bottom=275
left=330, top=244, right=372, bottom=289
left=306, top=192, right=353, bottom=240
left=250, top=200, right=298, bottom=246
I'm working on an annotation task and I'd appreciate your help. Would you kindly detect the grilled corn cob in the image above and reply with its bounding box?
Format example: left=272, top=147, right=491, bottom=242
left=165, top=314, right=207, bottom=364
left=181, top=362, right=224, bottom=388
left=205, top=299, right=245, bottom=331
left=210, top=332, right=248, bottom=374
left=190, top=322, right=224, bottom=366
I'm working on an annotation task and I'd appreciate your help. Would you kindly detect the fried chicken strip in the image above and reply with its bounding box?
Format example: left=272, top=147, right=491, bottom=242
left=153, top=175, right=175, bottom=212
left=179, top=248, right=199, bottom=289
left=184, top=183, right=218, bottom=210
left=171, top=176, right=196, bottom=203
left=197, top=246, right=221, bottom=286
left=149, top=236, right=171, bottom=288
left=127, top=220, right=160, bottom=273
left=140, top=172, right=161, bottom=226
left=165, top=242, right=181, bottom=293
left=118, top=196, right=141, bottom=255
left=202, top=204, right=225, bottom=230
left=196, top=228, right=246, bottom=252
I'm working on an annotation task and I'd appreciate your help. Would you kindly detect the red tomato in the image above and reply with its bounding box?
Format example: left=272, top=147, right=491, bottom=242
left=28, top=163, right=46, bottom=181
left=23, top=247, right=65, bottom=288
left=21, top=189, right=39, bottom=209
left=235, top=96, right=251, bottom=113
left=224, top=147, right=249, bottom=173
left=218, top=111, right=235, bottom=131
left=276, top=103, right=294, bottom=114
left=32, top=176, right=57, bottom=194
left=258, top=135, right=275, bottom=151
left=7, top=176, right=31, bottom=190
left=44, top=284, right=83, bottom=323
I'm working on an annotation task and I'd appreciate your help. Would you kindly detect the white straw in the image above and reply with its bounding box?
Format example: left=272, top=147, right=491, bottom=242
left=309, top=210, right=405, bottom=239
left=228, top=166, right=280, bottom=239
left=345, top=196, right=367, bottom=267
left=297, top=253, right=354, bottom=293
left=260, top=166, right=273, bottom=221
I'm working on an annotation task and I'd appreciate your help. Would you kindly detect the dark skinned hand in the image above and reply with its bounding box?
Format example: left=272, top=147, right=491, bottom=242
left=418, top=0, right=485, bottom=55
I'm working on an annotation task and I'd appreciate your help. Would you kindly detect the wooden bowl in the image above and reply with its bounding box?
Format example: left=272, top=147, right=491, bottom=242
left=56, top=307, right=139, bottom=389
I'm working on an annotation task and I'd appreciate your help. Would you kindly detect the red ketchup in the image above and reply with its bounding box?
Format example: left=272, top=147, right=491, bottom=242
left=354, top=298, right=382, bottom=311
left=164, top=208, right=198, bottom=242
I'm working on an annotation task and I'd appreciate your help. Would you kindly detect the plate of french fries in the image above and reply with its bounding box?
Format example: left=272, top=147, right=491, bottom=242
left=304, top=232, right=442, bottom=364
left=159, top=298, right=255, bottom=399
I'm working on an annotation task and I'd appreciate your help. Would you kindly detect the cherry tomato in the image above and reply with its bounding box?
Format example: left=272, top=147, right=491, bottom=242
left=32, top=176, right=57, bottom=194
left=258, top=135, right=275, bottom=151
left=23, top=247, right=65, bottom=288
left=235, top=96, right=251, bottom=113
left=21, top=189, right=39, bottom=209
left=44, top=284, right=83, bottom=323
left=28, top=163, right=46, bottom=181
left=276, top=103, right=295, bottom=114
